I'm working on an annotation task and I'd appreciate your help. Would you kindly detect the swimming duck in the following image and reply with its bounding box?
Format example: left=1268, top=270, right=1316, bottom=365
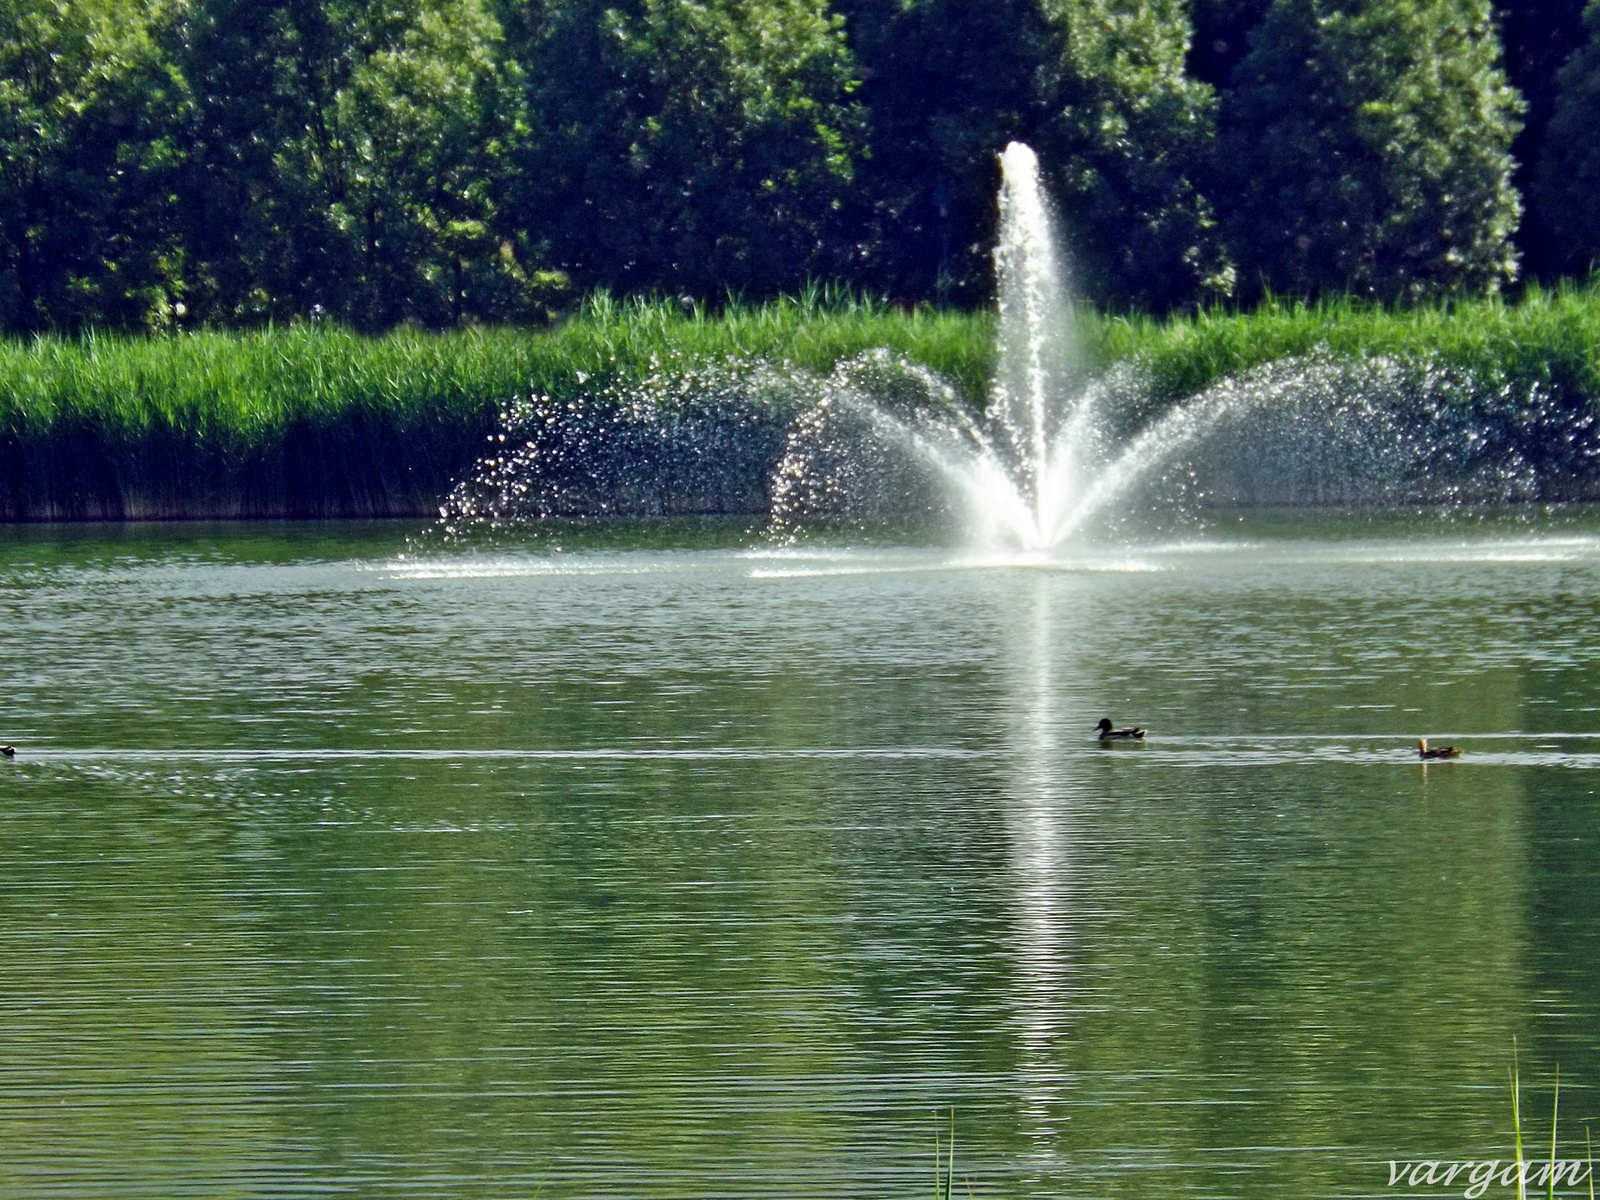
left=1096, top=718, right=1146, bottom=740
left=0, top=744, right=14, bottom=758
left=1417, top=738, right=1460, bottom=760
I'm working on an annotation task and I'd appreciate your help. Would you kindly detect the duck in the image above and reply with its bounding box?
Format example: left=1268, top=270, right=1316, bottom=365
left=1096, top=718, right=1146, bottom=740
left=1417, top=738, right=1461, bottom=760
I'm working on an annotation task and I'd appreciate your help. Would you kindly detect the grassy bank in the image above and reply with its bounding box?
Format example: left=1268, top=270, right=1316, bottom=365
left=0, top=296, right=987, bottom=520
left=4, top=283, right=1600, bottom=520
left=1097, top=280, right=1600, bottom=408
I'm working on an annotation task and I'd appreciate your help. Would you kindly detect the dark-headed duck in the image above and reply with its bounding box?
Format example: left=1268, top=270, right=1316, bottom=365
left=1096, top=718, right=1146, bottom=740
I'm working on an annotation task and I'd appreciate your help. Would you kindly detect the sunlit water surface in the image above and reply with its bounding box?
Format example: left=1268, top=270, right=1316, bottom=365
left=2, top=511, right=1598, bottom=1199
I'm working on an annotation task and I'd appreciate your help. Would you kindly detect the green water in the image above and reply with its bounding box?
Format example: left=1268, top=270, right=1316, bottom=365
left=1, top=512, right=1597, bottom=1199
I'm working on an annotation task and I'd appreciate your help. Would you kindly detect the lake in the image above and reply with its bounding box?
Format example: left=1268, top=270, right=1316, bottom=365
left=1, top=510, right=1597, bottom=1199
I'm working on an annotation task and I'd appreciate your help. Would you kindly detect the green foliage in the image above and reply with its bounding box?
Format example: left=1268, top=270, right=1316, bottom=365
left=1044, top=0, right=1230, bottom=307
left=0, top=0, right=193, bottom=332
left=1495, top=0, right=1590, bottom=277
left=0, top=297, right=990, bottom=446
left=287, top=0, right=531, bottom=325
left=826, top=0, right=1062, bottom=303
left=1536, top=0, right=1600, bottom=274
left=0, top=0, right=1584, bottom=326
left=8, top=284, right=1600, bottom=516
left=1219, top=0, right=1524, bottom=300
left=834, top=0, right=1223, bottom=309
left=175, top=0, right=551, bottom=328
left=9, top=284, right=1600, bottom=444
left=510, top=0, right=865, bottom=297
left=0, top=298, right=990, bottom=515
left=1087, top=281, right=1600, bottom=419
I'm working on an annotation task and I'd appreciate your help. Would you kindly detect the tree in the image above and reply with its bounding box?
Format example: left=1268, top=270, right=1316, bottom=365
left=176, top=0, right=543, bottom=328
left=508, top=0, right=864, bottom=299
left=1218, top=0, right=1523, bottom=300
left=285, top=0, right=534, bottom=326
left=1043, top=0, right=1232, bottom=307
left=1535, top=0, right=1600, bottom=273
left=0, top=0, right=192, bottom=332
left=1188, top=0, right=1273, bottom=87
left=1495, top=0, right=1588, bottom=276
left=826, top=0, right=1064, bottom=304
left=827, top=0, right=1224, bottom=309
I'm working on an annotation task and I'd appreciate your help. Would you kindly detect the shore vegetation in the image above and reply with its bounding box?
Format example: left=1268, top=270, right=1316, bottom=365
left=3, top=282, right=1600, bottom=518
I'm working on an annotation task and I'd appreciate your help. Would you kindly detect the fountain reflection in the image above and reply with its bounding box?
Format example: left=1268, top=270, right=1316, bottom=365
left=998, top=573, right=1085, bottom=1162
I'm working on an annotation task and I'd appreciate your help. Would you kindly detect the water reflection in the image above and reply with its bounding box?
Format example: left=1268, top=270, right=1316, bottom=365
left=1, top=516, right=1598, bottom=1198
left=1001, top=575, right=1079, bottom=1159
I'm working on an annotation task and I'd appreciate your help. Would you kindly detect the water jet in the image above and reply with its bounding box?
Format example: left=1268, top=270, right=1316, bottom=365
left=770, top=143, right=1270, bottom=549
left=769, top=147, right=1598, bottom=545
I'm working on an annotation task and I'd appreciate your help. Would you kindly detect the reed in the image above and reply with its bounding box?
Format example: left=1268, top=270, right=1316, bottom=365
left=4, top=282, right=1600, bottom=520
left=1514, top=1045, right=1528, bottom=1200
left=934, top=1107, right=961, bottom=1200
left=0, top=295, right=993, bottom=519
left=1087, top=280, right=1600, bottom=409
left=1507, top=1042, right=1595, bottom=1200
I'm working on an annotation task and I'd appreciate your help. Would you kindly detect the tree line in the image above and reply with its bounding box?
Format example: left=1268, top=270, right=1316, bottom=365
left=3, top=0, right=1600, bottom=333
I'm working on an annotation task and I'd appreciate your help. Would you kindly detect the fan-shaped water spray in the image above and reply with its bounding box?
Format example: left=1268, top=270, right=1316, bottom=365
left=431, top=144, right=1600, bottom=546
left=772, top=142, right=1256, bottom=549
left=767, top=145, right=1600, bottom=546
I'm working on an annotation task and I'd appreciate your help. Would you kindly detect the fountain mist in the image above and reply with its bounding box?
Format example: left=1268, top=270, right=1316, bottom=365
left=771, top=143, right=1249, bottom=550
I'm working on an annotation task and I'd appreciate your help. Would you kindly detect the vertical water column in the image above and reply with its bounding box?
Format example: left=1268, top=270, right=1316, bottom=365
left=992, top=143, right=1081, bottom=540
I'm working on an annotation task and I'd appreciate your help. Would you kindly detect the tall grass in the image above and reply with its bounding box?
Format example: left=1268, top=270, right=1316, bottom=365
left=934, top=1108, right=961, bottom=1200
left=0, top=298, right=991, bottom=445
left=0, top=294, right=990, bottom=519
left=4, top=282, right=1600, bottom=519
left=1508, top=1044, right=1597, bottom=1200
left=1087, top=280, right=1600, bottom=407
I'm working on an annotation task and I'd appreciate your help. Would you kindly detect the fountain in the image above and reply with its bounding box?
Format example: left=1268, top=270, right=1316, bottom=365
left=769, top=143, right=1271, bottom=549
left=435, top=142, right=1600, bottom=546
left=767, top=144, right=1600, bottom=544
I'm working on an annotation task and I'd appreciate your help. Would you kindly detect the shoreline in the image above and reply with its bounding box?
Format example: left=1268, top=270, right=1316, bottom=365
left=5, top=288, right=1600, bottom=522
